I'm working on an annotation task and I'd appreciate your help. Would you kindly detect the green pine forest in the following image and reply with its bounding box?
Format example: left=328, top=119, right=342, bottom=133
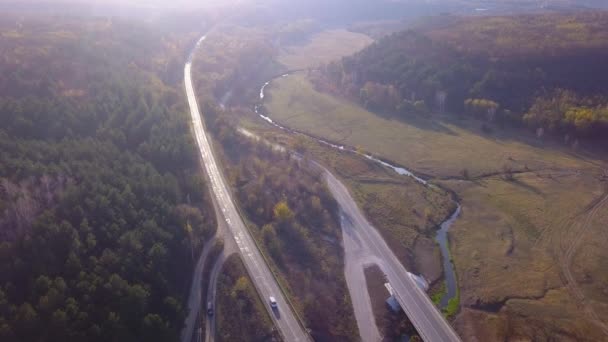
left=0, top=15, right=215, bottom=341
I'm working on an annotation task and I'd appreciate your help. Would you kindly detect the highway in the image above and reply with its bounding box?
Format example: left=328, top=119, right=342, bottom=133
left=236, top=121, right=462, bottom=341
left=324, top=168, right=462, bottom=342
left=180, top=141, right=238, bottom=342
left=184, top=35, right=309, bottom=342
left=256, top=73, right=462, bottom=342
left=342, top=227, right=383, bottom=342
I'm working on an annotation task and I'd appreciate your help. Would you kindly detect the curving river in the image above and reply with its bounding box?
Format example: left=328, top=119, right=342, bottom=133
left=254, top=73, right=461, bottom=310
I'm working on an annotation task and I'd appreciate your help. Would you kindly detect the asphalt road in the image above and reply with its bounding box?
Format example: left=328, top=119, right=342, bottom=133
left=240, top=115, right=461, bottom=341
left=255, top=73, right=461, bottom=341
left=205, top=250, right=231, bottom=342
left=181, top=236, right=217, bottom=342
left=180, top=198, right=237, bottom=342
left=342, top=225, right=383, bottom=342
left=185, top=35, right=309, bottom=342
left=323, top=168, right=462, bottom=342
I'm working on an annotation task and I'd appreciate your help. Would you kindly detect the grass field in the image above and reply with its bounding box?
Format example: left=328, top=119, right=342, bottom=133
left=264, top=73, right=608, bottom=340
left=443, top=171, right=608, bottom=340
left=310, top=139, right=455, bottom=285
left=264, top=74, right=596, bottom=179
left=277, top=29, right=372, bottom=70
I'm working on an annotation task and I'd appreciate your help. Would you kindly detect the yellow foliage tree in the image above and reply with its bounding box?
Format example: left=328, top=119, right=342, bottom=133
left=231, top=276, right=249, bottom=299
left=273, top=201, right=294, bottom=222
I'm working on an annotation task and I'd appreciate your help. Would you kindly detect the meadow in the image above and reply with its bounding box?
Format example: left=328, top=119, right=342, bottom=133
left=264, top=73, right=608, bottom=340
left=204, top=17, right=608, bottom=340
left=264, top=74, right=593, bottom=179
left=277, top=29, right=372, bottom=70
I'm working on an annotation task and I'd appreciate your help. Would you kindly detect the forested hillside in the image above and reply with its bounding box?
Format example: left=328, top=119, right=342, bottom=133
left=0, top=15, right=214, bottom=341
left=320, top=11, right=608, bottom=140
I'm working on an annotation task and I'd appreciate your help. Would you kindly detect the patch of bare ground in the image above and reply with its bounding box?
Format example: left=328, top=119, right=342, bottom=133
left=413, top=236, right=443, bottom=286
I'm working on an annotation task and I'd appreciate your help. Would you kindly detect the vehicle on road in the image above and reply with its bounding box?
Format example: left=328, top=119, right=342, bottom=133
left=269, top=296, right=278, bottom=309
left=207, top=301, right=214, bottom=316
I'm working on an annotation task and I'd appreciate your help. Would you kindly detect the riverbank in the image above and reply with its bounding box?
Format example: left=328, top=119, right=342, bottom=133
left=261, top=71, right=608, bottom=341
left=256, top=73, right=463, bottom=312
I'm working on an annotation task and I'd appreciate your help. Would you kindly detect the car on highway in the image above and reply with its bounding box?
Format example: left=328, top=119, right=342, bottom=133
left=269, top=296, right=278, bottom=309
left=207, top=301, right=213, bottom=316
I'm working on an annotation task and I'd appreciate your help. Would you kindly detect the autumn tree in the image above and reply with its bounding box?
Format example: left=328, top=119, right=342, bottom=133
left=273, top=201, right=294, bottom=223
left=464, top=98, right=500, bottom=121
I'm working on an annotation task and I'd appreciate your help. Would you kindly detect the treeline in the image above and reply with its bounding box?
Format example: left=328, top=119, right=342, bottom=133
left=318, top=11, right=608, bottom=140
left=0, top=15, right=214, bottom=341
left=524, top=89, right=608, bottom=136
left=204, top=104, right=358, bottom=341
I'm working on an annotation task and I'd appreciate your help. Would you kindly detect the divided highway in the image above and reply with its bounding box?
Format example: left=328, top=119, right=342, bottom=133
left=256, top=74, right=462, bottom=341
left=326, top=172, right=462, bottom=342
left=184, top=35, right=309, bottom=342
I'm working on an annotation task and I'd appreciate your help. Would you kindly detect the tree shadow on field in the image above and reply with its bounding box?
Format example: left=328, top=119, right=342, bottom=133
left=394, top=108, right=608, bottom=167
left=510, top=178, right=544, bottom=196
left=377, top=110, right=459, bottom=136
